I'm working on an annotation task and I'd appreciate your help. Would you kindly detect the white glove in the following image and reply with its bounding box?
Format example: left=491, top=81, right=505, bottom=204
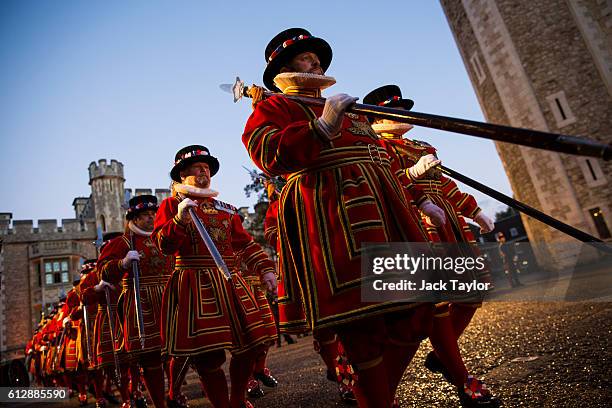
left=94, top=280, right=115, bottom=293
left=62, top=317, right=71, bottom=328
left=177, top=198, right=197, bottom=223
left=316, top=93, right=359, bottom=139
left=261, top=272, right=278, bottom=297
left=420, top=200, right=446, bottom=227
left=407, top=154, right=441, bottom=179
left=40, top=346, right=47, bottom=352
left=473, top=211, right=494, bottom=233
left=121, top=250, right=140, bottom=269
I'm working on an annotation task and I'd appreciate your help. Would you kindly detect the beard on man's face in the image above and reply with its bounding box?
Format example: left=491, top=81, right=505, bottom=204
left=183, top=174, right=210, bottom=188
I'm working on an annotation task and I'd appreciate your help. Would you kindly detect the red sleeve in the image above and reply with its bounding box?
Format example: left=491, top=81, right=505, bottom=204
left=66, top=290, right=82, bottom=320
left=242, top=95, right=328, bottom=176
left=230, top=214, right=276, bottom=278
left=263, top=200, right=279, bottom=248
left=80, top=272, right=101, bottom=306
left=66, top=290, right=79, bottom=309
left=153, top=196, right=189, bottom=255
left=97, top=236, right=129, bottom=284
left=440, top=175, right=481, bottom=219
left=383, top=140, right=430, bottom=207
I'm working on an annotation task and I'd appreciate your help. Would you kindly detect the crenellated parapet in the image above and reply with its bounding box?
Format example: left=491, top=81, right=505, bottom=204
left=0, top=214, right=96, bottom=242
left=88, top=159, right=125, bottom=182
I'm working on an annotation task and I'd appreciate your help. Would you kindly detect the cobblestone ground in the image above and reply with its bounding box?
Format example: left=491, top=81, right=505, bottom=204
left=24, top=300, right=611, bottom=408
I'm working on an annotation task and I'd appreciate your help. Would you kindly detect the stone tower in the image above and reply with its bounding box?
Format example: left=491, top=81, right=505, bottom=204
left=439, top=0, right=612, bottom=269
left=88, top=159, right=126, bottom=233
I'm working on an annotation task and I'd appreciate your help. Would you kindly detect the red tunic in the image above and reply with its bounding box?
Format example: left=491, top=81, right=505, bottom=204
left=383, top=138, right=480, bottom=243
left=243, top=94, right=428, bottom=329
left=153, top=195, right=277, bottom=357
left=79, top=272, right=101, bottom=369
left=264, top=199, right=309, bottom=333
left=60, top=289, right=83, bottom=371
left=384, top=137, right=489, bottom=303
left=82, top=268, right=124, bottom=368
left=45, top=314, right=63, bottom=374
left=98, top=232, right=173, bottom=358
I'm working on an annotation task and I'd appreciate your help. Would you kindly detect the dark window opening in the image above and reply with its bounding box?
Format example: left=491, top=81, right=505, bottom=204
left=589, top=207, right=611, bottom=239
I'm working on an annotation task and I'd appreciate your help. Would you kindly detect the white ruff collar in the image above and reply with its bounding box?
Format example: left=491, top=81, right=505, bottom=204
left=174, top=183, right=219, bottom=198
left=274, top=72, right=336, bottom=93
left=371, top=123, right=414, bottom=137
left=128, top=221, right=152, bottom=237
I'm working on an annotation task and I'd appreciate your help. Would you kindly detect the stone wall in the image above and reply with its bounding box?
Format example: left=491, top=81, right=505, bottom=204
left=0, top=217, right=97, bottom=362
left=440, top=0, right=612, bottom=269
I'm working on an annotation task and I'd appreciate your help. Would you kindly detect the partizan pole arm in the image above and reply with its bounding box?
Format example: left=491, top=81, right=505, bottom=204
left=81, top=302, right=94, bottom=363
left=230, top=81, right=611, bottom=161
left=129, top=232, right=146, bottom=350
left=104, top=287, right=122, bottom=388
left=287, top=94, right=611, bottom=161
left=439, top=164, right=612, bottom=254
left=176, top=194, right=233, bottom=281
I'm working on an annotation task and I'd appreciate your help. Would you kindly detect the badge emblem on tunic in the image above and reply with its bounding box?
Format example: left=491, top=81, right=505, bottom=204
left=348, top=120, right=378, bottom=140
left=209, top=227, right=227, bottom=243
left=199, top=202, right=218, bottom=215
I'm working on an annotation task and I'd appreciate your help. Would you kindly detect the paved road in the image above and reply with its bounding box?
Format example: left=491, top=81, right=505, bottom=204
left=17, top=298, right=610, bottom=407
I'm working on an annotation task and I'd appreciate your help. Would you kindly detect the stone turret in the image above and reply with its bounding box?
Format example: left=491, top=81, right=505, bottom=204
left=88, top=159, right=126, bottom=233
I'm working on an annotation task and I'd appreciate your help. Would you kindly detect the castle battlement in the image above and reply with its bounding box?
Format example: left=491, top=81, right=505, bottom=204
left=88, top=159, right=125, bottom=182
left=0, top=213, right=96, bottom=237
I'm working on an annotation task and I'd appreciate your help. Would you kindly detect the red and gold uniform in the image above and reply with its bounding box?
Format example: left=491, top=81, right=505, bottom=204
left=61, top=289, right=85, bottom=372
left=80, top=271, right=102, bottom=368
left=264, top=199, right=308, bottom=333
left=62, top=288, right=89, bottom=404
left=365, top=82, right=500, bottom=406
left=242, top=93, right=429, bottom=330
left=387, top=139, right=480, bottom=243
left=45, top=311, right=64, bottom=376
left=82, top=271, right=122, bottom=369
left=153, top=195, right=277, bottom=356
left=97, top=232, right=172, bottom=356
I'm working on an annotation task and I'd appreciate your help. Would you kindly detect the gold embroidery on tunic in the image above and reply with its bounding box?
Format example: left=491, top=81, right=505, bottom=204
left=347, top=120, right=378, bottom=140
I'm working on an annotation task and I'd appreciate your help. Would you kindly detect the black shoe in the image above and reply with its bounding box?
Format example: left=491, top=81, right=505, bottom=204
left=424, top=351, right=453, bottom=384
left=326, top=369, right=337, bottom=382
left=284, top=334, right=296, bottom=345
left=457, top=377, right=501, bottom=408
left=247, top=378, right=264, bottom=398
left=338, top=383, right=357, bottom=405
left=254, top=368, right=278, bottom=388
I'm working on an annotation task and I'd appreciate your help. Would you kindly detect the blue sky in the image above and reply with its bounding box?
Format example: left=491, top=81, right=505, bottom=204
left=0, top=0, right=512, bottom=223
